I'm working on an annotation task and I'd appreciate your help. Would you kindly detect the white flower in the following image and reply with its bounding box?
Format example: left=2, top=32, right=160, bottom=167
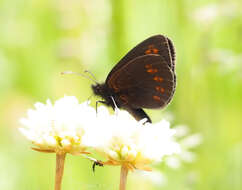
left=193, top=4, right=219, bottom=26
left=19, top=96, right=96, bottom=155
left=87, top=107, right=180, bottom=171
left=192, top=2, right=240, bottom=27
left=164, top=125, right=203, bottom=169
left=209, top=49, right=242, bottom=75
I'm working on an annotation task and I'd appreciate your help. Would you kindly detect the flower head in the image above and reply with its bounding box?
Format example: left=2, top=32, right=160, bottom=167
left=19, top=96, right=96, bottom=155
left=164, top=125, right=203, bottom=169
left=87, top=107, right=180, bottom=171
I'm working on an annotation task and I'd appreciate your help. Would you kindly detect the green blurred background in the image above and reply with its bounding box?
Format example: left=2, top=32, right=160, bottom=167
left=0, top=0, right=241, bottom=189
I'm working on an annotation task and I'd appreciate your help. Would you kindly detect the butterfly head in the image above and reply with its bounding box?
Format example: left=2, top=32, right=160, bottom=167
left=91, top=83, right=110, bottom=99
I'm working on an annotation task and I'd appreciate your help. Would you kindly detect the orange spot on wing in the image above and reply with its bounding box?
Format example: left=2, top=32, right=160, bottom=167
left=147, top=68, right=158, bottom=74
left=153, top=95, right=161, bottom=101
left=120, top=95, right=128, bottom=104
left=145, top=45, right=159, bottom=54
left=145, top=49, right=152, bottom=54
left=145, top=64, right=152, bottom=69
left=112, top=84, right=119, bottom=92
left=152, top=48, right=159, bottom=54
left=155, top=86, right=160, bottom=91
left=155, top=86, right=165, bottom=93
left=153, top=76, right=163, bottom=82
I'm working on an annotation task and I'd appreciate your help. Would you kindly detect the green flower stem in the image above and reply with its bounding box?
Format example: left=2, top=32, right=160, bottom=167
left=119, top=165, right=129, bottom=190
left=55, top=153, right=66, bottom=190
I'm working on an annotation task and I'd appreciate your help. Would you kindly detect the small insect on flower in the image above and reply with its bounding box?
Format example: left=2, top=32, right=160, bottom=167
left=19, top=96, right=97, bottom=155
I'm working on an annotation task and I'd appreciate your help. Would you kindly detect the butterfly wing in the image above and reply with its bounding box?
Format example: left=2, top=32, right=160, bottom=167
left=107, top=35, right=176, bottom=82
left=106, top=54, right=175, bottom=109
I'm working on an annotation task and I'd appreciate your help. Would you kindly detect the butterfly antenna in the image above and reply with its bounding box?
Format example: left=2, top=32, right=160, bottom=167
left=84, top=70, right=97, bottom=82
left=61, top=71, right=97, bottom=84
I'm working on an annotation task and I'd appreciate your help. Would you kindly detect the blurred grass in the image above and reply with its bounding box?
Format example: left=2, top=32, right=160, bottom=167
left=0, top=0, right=242, bottom=189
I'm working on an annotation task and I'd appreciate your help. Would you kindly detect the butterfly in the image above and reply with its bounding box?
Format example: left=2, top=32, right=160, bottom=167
left=92, top=34, right=176, bottom=123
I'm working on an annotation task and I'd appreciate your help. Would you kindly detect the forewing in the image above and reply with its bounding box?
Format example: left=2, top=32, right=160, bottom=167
left=107, top=35, right=175, bottom=81
left=107, top=55, right=175, bottom=109
left=167, top=37, right=176, bottom=72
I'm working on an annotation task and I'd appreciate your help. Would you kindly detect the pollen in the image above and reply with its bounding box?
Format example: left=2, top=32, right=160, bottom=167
left=147, top=68, right=158, bottom=74
left=153, top=95, right=161, bottom=101
left=153, top=76, right=163, bottom=82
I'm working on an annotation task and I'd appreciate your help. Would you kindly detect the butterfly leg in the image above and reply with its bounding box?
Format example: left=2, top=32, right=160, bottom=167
left=95, top=100, right=107, bottom=114
left=92, top=160, right=104, bottom=173
left=126, top=107, right=152, bottom=123
left=110, top=96, right=118, bottom=110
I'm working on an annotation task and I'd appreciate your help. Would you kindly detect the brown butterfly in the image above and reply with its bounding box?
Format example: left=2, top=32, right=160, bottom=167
left=92, top=35, right=176, bottom=123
